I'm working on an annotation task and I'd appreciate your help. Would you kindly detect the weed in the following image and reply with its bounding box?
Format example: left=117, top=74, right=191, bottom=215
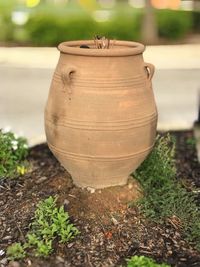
left=0, top=129, right=28, bottom=179
left=126, top=255, right=170, bottom=267
left=7, top=243, right=26, bottom=261
left=26, top=196, right=79, bottom=257
left=134, top=134, right=200, bottom=250
left=7, top=196, right=79, bottom=259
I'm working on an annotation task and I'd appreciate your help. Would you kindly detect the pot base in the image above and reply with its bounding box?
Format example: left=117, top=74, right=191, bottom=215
left=72, top=175, right=129, bottom=189
left=48, top=142, right=151, bottom=189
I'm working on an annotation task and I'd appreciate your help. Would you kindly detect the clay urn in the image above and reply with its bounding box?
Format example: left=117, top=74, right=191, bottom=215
left=45, top=40, right=158, bottom=189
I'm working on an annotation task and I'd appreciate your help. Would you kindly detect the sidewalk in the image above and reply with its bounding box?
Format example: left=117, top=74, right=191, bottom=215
left=0, top=44, right=200, bottom=69
left=0, top=44, right=199, bottom=145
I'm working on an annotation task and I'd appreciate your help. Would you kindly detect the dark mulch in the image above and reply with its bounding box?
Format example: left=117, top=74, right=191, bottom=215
left=0, top=131, right=200, bottom=267
left=175, top=131, right=200, bottom=188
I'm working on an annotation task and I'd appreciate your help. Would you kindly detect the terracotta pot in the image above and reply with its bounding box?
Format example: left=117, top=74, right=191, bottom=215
left=45, top=40, right=158, bottom=188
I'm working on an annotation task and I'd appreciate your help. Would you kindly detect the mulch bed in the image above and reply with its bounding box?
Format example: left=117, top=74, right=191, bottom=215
left=0, top=130, right=200, bottom=267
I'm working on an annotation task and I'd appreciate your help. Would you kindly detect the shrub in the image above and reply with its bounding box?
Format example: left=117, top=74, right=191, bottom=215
left=134, top=134, right=177, bottom=219
left=25, top=8, right=194, bottom=46
left=0, top=129, right=28, bottom=179
left=0, top=2, right=15, bottom=42
left=134, top=134, right=200, bottom=250
left=25, top=8, right=142, bottom=46
left=7, top=196, right=79, bottom=259
left=127, top=255, right=170, bottom=267
left=97, top=10, right=142, bottom=41
left=0, top=3, right=197, bottom=45
left=156, top=10, right=193, bottom=39
left=25, top=10, right=142, bottom=46
left=192, top=11, right=200, bottom=33
left=25, top=12, right=97, bottom=46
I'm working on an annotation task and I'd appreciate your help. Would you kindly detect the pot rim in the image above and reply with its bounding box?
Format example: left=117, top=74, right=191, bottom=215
left=58, top=40, right=145, bottom=57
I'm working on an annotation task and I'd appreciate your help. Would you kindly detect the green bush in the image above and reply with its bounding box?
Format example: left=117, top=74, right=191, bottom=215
left=192, top=11, right=200, bottom=33
left=156, top=9, right=193, bottom=39
left=97, top=10, right=142, bottom=41
left=0, top=3, right=198, bottom=45
left=0, top=129, right=28, bottom=178
left=25, top=12, right=97, bottom=46
left=0, top=2, right=15, bottom=42
left=25, top=8, right=194, bottom=46
left=127, top=255, right=170, bottom=267
left=25, top=10, right=142, bottom=46
left=134, top=134, right=200, bottom=250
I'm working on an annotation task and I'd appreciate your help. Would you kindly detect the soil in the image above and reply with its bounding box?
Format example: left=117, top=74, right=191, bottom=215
left=0, top=130, right=200, bottom=267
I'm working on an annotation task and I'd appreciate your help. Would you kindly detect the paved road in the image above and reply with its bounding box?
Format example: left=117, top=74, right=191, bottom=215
left=0, top=67, right=53, bottom=144
left=0, top=66, right=199, bottom=145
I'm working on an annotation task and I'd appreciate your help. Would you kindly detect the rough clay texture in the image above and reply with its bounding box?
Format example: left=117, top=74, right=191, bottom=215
left=45, top=40, right=158, bottom=188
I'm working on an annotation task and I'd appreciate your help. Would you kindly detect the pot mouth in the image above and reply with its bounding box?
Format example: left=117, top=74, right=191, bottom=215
left=58, top=40, right=145, bottom=57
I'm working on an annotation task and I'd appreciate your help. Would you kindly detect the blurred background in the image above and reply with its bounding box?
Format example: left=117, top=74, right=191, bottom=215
left=0, top=0, right=200, bottom=144
left=0, top=0, right=200, bottom=46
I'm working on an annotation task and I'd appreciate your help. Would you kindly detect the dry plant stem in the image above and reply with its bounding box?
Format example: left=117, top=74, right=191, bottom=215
left=14, top=218, right=26, bottom=243
left=167, top=215, right=182, bottom=230
left=96, top=214, right=106, bottom=234
left=13, top=214, right=26, bottom=241
left=85, top=253, right=93, bottom=267
left=111, top=39, right=116, bottom=49
left=107, top=39, right=110, bottom=49
left=0, top=227, right=6, bottom=239
left=94, top=36, right=111, bottom=49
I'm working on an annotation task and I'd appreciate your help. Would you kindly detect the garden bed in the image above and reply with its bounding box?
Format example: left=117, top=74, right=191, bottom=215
left=0, top=130, right=200, bottom=267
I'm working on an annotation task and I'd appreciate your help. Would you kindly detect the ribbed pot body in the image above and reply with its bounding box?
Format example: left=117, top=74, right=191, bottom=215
left=45, top=40, right=158, bottom=188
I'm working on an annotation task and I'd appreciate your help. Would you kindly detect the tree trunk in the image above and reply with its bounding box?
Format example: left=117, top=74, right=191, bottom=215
left=141, top=0, right=158, bottom=44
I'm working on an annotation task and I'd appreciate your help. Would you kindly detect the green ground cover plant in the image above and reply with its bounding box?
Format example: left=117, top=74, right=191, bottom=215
left=134, top=134, right=200, bottom=250
left=186, top=136, right=196, bottom=147
left=126, top=255, right=170, bottom=267
left=7, top=243, right=26, bottom=261
left=7, top=196, right=79, bottom=260
left=0, top=129, right=28, bottom=178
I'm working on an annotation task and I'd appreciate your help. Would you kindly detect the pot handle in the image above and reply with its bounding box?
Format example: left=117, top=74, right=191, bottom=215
left=61, top=66, right=76, bottom=94
left=144, top=63, right=155, bottom=81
